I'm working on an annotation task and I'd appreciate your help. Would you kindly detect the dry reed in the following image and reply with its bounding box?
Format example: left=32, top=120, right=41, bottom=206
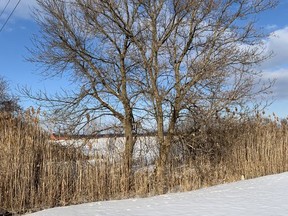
left=0, top=111, right=288, bottom=214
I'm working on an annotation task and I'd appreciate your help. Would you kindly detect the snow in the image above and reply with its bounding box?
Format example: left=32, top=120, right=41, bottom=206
left=26, top=172, right=288, bottom=216
left=56, top=136, right=158, bottom=163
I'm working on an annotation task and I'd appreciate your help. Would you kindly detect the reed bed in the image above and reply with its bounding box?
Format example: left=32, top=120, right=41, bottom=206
left=0, top=111, right=288, bottom=214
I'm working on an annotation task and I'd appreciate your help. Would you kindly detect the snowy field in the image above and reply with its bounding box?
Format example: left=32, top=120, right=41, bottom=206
left=56, top=136, right=159, bottom=162
left=27, top=172, right=288, bottom=216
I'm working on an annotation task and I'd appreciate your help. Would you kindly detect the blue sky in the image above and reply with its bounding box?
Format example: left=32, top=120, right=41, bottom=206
left=0, top=0, right=288, bottom=117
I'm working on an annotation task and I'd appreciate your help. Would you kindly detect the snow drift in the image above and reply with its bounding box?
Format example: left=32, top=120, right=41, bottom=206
left=27, top=172, right=288, bottom=216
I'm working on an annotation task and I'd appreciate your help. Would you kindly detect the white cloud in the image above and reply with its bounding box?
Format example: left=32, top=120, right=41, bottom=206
left=259, top=27, right=288, bottom=100
left=0, top=0, right=38, bottom=20
left=261, top=27, right=288, bottom=70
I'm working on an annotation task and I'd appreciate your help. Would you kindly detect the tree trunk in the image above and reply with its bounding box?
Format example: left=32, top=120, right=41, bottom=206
left=123, top=113, right=135, bottom=195
left=156, top=109, right=168, bottom=194
left=157, top=109, right=178, bottom=194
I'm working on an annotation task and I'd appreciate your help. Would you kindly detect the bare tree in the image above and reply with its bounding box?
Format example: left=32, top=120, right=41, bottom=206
left=0, top=76, right=20, bottom=114
left=125, top=0, right=276, bottom=192
left=28, top=0, right=145, bottom=193
left=28, top=0, right=276, bottom=193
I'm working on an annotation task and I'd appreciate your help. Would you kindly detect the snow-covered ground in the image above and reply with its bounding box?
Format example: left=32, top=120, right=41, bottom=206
left=27, top=172, right=288, bottom=216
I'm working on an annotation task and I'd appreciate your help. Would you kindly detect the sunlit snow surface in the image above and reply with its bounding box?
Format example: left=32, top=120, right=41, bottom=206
left=27, top=172, right=288, bottom=216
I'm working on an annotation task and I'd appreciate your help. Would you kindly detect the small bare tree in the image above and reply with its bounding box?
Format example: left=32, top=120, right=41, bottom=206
left=28, top=0, right=276, bottom=193
left=0, top=76, right=20, bottom=114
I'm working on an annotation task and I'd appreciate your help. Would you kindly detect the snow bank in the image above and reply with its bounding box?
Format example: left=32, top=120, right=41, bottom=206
left=26, top=172, right=288, bottom=216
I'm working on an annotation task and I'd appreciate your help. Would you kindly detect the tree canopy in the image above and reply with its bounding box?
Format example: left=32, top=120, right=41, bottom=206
left=28, top=0, right=277, bottom=192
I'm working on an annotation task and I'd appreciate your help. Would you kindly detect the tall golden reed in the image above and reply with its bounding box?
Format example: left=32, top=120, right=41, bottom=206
left=0, top=111, right=287, bottom=214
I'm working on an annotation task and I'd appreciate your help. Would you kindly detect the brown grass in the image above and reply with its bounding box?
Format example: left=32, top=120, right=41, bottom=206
left=0, top=111, right=288, bottom=214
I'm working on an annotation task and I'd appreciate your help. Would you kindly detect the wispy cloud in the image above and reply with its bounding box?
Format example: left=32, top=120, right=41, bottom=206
left=265, top=24, right=278, bottom=30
